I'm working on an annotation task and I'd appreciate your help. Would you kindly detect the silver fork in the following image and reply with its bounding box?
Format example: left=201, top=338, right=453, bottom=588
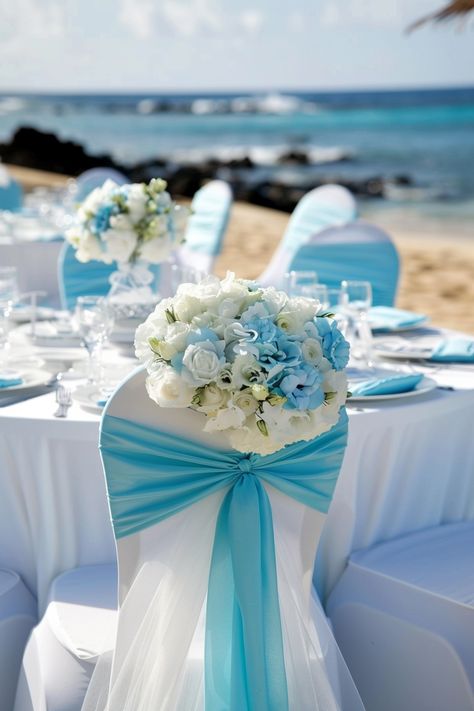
left=54, top=385, right=73, bottom=418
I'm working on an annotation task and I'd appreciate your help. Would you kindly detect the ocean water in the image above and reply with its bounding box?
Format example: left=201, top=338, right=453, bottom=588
left=0, top=87, right=473, bottom=223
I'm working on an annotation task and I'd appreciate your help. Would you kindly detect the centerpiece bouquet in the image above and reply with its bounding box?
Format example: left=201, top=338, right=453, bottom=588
left=135, top=272, right=349, bottom=455
left=66, top=178, right=188, bottom=266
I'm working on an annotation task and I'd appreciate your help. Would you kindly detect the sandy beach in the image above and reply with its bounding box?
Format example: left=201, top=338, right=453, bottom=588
left=8, top=164, right=474, bottom=335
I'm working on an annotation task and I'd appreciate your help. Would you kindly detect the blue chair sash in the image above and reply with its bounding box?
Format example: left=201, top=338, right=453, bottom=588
left=184, top=183, right=231, bottom=257
left=290, top=241, right=399, bottom=307
left=0, top=179, right=23, bottom=211
left=100, top=409, right=348, bottom=711
left=282, top=200, right=356, bottom=253
left=58, top=242, right=161, bottom=310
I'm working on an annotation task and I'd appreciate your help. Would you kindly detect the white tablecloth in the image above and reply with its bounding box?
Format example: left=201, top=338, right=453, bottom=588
left=0, top=363, right=473, bottom=613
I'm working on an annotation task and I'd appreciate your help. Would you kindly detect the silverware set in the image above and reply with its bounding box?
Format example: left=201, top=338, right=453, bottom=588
left=54, top=384, right=73, bottom=418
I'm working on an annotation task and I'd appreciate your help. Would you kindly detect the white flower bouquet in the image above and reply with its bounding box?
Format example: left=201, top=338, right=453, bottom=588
left=135, top=273, right=350, bottom=455
left=66, top=178, right=188, bottom=265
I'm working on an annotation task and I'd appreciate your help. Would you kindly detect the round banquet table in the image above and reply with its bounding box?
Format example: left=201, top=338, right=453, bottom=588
left=0, top=361, right=473, bottom=615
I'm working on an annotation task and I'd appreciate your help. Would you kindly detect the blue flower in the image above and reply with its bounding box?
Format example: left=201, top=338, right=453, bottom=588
left=274, top=363, right=324, bottom=411
left=315, top=318, right=350, bottom=371
left=91, top=204, right=116, bottom=235
left=258, top=335, right=302, bottom=372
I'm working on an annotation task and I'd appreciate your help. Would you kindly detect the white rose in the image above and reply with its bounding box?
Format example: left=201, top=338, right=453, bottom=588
left=134, top=298, right=176, bottom=363
left=203, top=405, right=246, bottom=432
left=322, top=369, right=348, bottom=408
left=158, top=321, right=191, bottom=360
left=195, top=383, right=229, bottom=414
left=81, top=180, right=118, bottom=214
left=102, top=228, right=137, bottom=263
left=126, top=184, right=148, bottom=222
left=181, top=341, right=225, bottom=386
left=70, top=231, right=103, bottom=263
left=227, top=417, right=281, bottom=455
left=302, top=338, right=323, bottom=366
left=173, top=293, right=204, bottom=323
left=231, top=388, right=259, bottom=416
left=109, top=213, right=134, bottom=232
left=231, top=354, right=264, bottom=388
left=286, top=296, right=318, bottom=322
left=146, top=365, right=195, bottom=408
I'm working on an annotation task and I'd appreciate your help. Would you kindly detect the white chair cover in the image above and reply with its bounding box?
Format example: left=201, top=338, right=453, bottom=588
left=177, top=180, right=233, bottom=275
left=0, top=568, right=37, bottom=711
left=258, top=185, right=357, bottom=289
left=82, top=369, right=363, bottom=710
left=75, top=169, right=128, bottom=202
left=14, top=564, right=117, bottom=711
left=327, top=521, right=474, bottom=711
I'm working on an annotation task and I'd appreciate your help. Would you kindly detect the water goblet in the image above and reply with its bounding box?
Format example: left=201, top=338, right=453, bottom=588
left=75, top=296, right=114, bottom=384
left=170, top=264, right=208, bottom=292
left=300, top=284, right=329, bottom=312
left=286, top=270, right=318, bottom=296
left=0, top=267, right=19, bottom=365
left=341, top=280, right=373, bottom=366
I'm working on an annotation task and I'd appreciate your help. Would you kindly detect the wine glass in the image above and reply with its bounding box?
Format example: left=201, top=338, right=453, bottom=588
left=0, top=267, right=19, bottom=365
left=341, top=280, right=373, bottom=367
left=286, top=270, right=318, bottom=296
left=75, top=296, right=114, bottom=384
left=170, top=264, right=208, bottom=292
left=300, top=284, right=329, bottom=311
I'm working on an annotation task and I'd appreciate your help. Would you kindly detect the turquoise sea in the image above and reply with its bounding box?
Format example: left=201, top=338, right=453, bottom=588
left=0, top=86, right=473, bottom=226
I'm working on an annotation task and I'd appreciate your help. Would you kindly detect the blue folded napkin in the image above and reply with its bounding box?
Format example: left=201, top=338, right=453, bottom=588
left=350, top=373, right=423, bottom=397
left=430, top=338, right=474, bottom=363
left=0, top=371, right=23, bottom=388
left=96, top=398, right=108, bottom=407
left=368, top=306, right=427, bottom=332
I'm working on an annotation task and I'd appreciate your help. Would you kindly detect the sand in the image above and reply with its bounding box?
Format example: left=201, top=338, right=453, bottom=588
left=8, top=164, right=474, bottom=335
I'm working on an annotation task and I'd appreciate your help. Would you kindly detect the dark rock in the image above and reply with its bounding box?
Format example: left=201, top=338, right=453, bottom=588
left=0, top=127, right=128, bottom=177
left=277, top=150, right=310, bottom=165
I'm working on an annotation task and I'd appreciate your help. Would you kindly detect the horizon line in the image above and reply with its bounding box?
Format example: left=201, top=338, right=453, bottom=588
left=1, top=83, right=474, bottom=97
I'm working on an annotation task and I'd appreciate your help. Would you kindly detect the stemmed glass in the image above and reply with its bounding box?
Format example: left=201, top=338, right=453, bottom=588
left=0, top=267, right=19, bottom=366
left=170, top=264, right=208, bottom=292
left=75, top=296, right=114, bottom=384
left=286, top=270, right=318, bottom=296
left=340, top=280, right=373, bottom=366
left=300, top=284, right=329, bottom=311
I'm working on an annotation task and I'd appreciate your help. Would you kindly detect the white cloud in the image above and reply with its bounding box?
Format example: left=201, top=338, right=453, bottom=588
left=239, top=9, right=264, bottom=35
left=289, top=11, right=304, bottom=33
left=119, top=0, right=157, bottom=40
left=320, top=0, right=406, bottom=29
left=160, top=0, right=223, bottom=37
left=0, top=0, right=65, bottom=44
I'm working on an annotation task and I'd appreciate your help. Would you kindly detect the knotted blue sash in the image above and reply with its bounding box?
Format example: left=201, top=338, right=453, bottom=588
left=100, top=409, right=348, bottom=711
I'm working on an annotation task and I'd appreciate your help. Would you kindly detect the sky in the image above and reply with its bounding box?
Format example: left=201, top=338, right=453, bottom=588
left=0, top=0, right=473, bottom=92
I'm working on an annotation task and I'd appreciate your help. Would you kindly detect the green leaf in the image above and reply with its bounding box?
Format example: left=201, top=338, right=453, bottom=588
left=324, top=391, right=337, bottom=404
left=317, top=311, right=335, bottom=319
left=165, top=308, right=176, bottom=324
left=148, top=337, right=163, bottom=355
left=346, top=391, right=352, bottom=399
left=256, top=419, right=269, bottom=437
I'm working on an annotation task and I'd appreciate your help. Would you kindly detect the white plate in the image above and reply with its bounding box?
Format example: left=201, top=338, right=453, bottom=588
left=72, top=384, right=109, bottom=414
left=0, top=368, right=53, bottom=394
left=348, top=376, right=437, bottom=402
left=10, top=306, right=56, bottom=324
left=373, top=334, right=442, bottom=361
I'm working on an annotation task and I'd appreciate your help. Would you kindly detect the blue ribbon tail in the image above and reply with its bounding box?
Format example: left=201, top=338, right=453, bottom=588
left=205, top=475, right=289, bottom=711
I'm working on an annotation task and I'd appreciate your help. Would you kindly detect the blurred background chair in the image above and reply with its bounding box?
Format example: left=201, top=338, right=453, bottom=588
left=14, top=564, right=117, bottom=711
left=288, top=220, right=400, bottom=306
left=258, top=184, right=357, bottom=289
left=58, top=242, right=118, bottom=311
left=75, top=168, right=128, bottom=202
left=176, top=179, right=233, bottom=275
left=0, top=569, right=37, bottom=711
left=0, top=169, right=23, bottom=211
left=326, top=521, right=474, bottom=711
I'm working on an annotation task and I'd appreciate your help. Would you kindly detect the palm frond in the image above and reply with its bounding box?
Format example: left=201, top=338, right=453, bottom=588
left=407, top=0, right=474, bottom=32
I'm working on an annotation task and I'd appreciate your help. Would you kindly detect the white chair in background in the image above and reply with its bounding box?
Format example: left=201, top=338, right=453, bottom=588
left=0, top=569, right=36, bottom=711
left=327, top=521, right=474, bottom=711
left=258, top=184, right=357, bottom=289
left=75, top=168, right=128, bottom=202
left=14, top=564, right=117, bottom=711
left=288, top=220, right=400, bottom=306
left=81, top=368, right=363, bottom=710
left=176, top=179, right=233, bottom=275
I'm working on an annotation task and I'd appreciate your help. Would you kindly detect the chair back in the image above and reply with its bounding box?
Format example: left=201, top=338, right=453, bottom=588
left=290, top=220, right=400, bottom=306
left=75, top=168, right=128, bottom=202
left=177, top=180, right=232, bottom=274
left=58, top=242, right=117, bottom=310
left=0, top=173, right=22, bottom=211
left=94, top=367, right=361, bottom=710
left=258, top=184, right=357, bottom=288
